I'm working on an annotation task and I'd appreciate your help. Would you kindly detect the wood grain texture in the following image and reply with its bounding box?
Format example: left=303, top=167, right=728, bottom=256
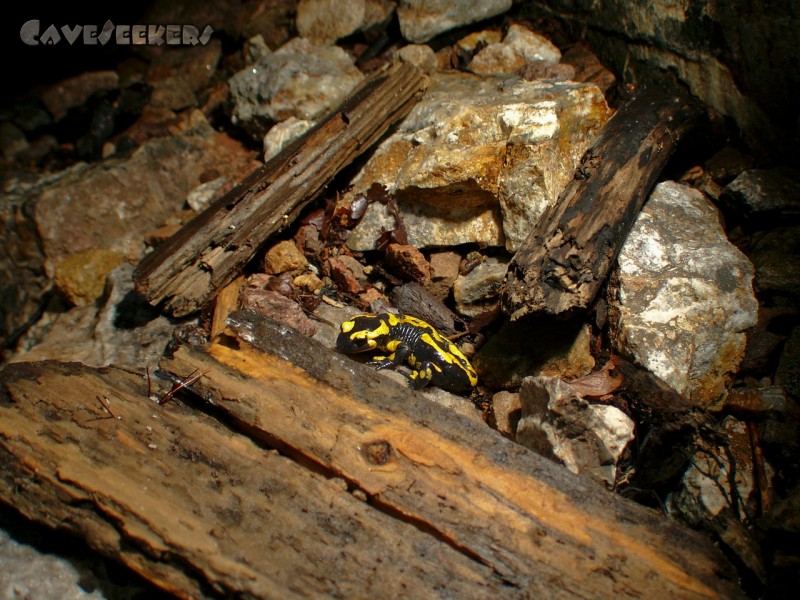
left=149, top=309, right=743, bottom=599
left=0, top=361, right=510, bottom=598
left=133, top=62, right=427, bottom=317
left=502, top=86, right=702, bottom=320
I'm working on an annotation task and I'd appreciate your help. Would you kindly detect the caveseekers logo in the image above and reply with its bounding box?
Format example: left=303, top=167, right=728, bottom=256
left=20, top=19, right=214, bottom=46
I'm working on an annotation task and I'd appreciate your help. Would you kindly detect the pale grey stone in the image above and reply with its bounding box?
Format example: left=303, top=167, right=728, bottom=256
left=397, top=0, right=512, bottom=43
left=470, top=24, right=561, bottom=75
left=186, top=176, right=228, bottom=211
left=395, top=44, right=438, bottom=74
left=11, top=264, right=177, bottom=372
left=667, top=416, right=771, bottom=525
left=453, top=258, right=507, bottom=317
left=516, top=376, right=634, bottom=486
left=610, top=181, right=758, bottom=407
left=229, top=37, right=363, bottom=138
left=263, top=117, right=315, bottom=161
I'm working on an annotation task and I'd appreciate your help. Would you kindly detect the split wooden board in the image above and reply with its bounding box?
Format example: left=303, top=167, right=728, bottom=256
left=0, top=311, right=742, bottom=598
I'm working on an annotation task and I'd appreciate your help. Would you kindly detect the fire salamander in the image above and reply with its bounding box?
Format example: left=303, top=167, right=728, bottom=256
left=336, top=312, right=478, bottom=393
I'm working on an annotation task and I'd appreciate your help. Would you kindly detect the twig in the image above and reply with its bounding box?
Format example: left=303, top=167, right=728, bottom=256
left=86, top=395, right=117, bottom=422
left=158, top=369, right=210, bottom=406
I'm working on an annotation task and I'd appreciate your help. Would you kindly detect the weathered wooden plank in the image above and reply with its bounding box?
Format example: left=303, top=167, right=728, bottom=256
left=502, top=85, right=702, bottom=320
left=153, top=309, right=743, bottom=599
left=0, top=361, right=514, bottom=598
left=133, top=61, right=427, bottom=317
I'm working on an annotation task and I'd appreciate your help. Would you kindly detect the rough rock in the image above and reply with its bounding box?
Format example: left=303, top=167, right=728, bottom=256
left=293, top=272, right=324, bottom=294
left=516, top=376, right=635, bottom=487
left=454, top=30, right=502, bottom=56
left=296, top=0, right=366, bottom=44
left=453, top=257, right=507, bottom=317
left=395, top=44, right=439, bottom=74
left=492, top=390, right=522, bottom=436
left=233, top=2, right=297, bottom=49
left=263, top=117, right=315, bottom=160
left=724, top=386, right=795, bottom=417
left=426, top=250, right=461, bottom=301
left=517, top=61, right=576, bottom=82
left=34, top=112, right=251, bottom=270
left=776, top=327, right=800, bottom=399
left=328, top=255, right=366, bottom=295
left=364, top=0, right=396, bottom=31
left=397, top=0, right=512, bottom=43
left=40, top=71, right=119, bottom=120
left=748, top=225, right=800, bottom=300
left=238, top=285, right=317, bottom=337
left=609, top=181, right=758, bottom=408
left=1, top=112, right=250, bottom=352
left=474, top=317, right=595, bottom=389
left=720, top=168, right=800, bottom=227
left=667, top=415, right=771, bottom=579
left=469, top=24, right=561, bottom=75
left=385, top=244, right=430, bottom=281
left=0, top=519, right=143, bottom=600
left=532, top=0, right=799, bottom=154
left=704, top=146, right=756, bottom=186
left=0, top=121, right=29, bottom=161
left=53, top=249, right=127, bottom=306
left=10, top=264, right=175, bottom=370
left=186, top=176, right=229, bottom=212
left=263, top=240, right=309, bottom=275
left=147, top=39, right=223, bottom=111
left=344, top=72, right=610, bottom=252
left=1, top=170, right=64, bottom=351
left=229, top=37, right=364, bottom=138
left=418, top=385, right=485, bottom=423
left=560, top=42, right=616, bottom=94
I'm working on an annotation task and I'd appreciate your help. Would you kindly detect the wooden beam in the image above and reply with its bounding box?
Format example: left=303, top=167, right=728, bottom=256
left=133, top=62, right=427, bottom=317
left=0, top=312, right=742, bottom=598
left=0, top=361, right=508, bottom=598
left=502, top=86, right=702, bottom=320
left=165, top=309, right=739, bottom=598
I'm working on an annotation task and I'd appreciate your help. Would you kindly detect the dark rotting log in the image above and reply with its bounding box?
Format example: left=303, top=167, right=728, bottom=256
left=133, top=61, right=427, bottom=317
left=501, top=85, right=703, bottom=321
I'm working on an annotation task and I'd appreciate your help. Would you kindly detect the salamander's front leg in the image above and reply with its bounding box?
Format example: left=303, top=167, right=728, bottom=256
left=408, top=361, right=434, bottom=389
left=368, top=342, right=412, bottom=371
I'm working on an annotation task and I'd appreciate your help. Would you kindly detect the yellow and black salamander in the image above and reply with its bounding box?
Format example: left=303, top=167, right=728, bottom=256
left=336, top=312, right=478, bottom=393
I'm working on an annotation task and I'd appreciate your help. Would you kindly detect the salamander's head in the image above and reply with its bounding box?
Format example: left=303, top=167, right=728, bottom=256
left=336, top=314, right=390, bottom=353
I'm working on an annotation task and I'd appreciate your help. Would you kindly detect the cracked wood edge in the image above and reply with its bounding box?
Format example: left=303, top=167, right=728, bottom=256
left=502, top=86, right=702, bottom=320
left=154, top=310, right=743, bottom=599
left=133, top=61, right=427, bottom=317
left=0, top=360, right=516, bottom=599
